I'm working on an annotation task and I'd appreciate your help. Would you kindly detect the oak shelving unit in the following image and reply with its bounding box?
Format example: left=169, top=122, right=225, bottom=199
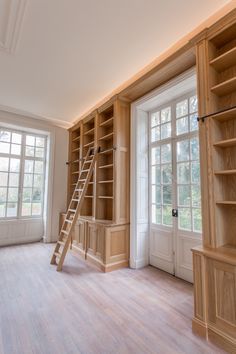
left=192, top=15, right=236, bottom=351
left=64, top=97, right=130, bottom=272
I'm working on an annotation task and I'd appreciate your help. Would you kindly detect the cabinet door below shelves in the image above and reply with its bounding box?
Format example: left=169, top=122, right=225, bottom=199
left=73, top=219, right=86, bottom=255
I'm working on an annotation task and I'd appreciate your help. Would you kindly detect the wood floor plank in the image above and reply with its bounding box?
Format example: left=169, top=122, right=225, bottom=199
left=0, top=243, right=227, bottom=354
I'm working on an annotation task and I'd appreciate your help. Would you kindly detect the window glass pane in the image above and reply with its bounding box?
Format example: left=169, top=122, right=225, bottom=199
left=0, top=131, right=11, bottom=142
left=33, top=174, right=43, bottom=188
left=161, top=144, right=171, bottom=163
left=151, top=112, right=160, bottom=127
left=22, top=203, right=31, bottom=216
left=151, top=126, right=160, bottom=142
left=32, top=188, right=41, bottom=202
left=193, top=209, right=202, bottom=233
left=0, top=142, right=10, bottom=154
left=192, top=185, right=201, bottom=207
left=10, top=158, right=20, bottom=172
left=191, top=162, right=200, bottom=183
left=161, top=107, right=171, bottom=123
left=8, top=188, right=18, bottom=202
left=178, top=208, right=191, bottom=230
left=178, top=185, right=191, bottom=206
left=0, top=203, right=6, bottom=217
left=23, top=188, right=32, bottom=203
left=177, top=140, right=189, bottom=162
left=190, top=138, right=199, bottom=160
left=24, top=174, right=33, bottom=187
left=177, top=163, right=190, bottom=184
left=25, top=146, right=35, bottom=157
left=162, top=185, right=172, bottom=204
left=152, top=204, right=161, bottom=224
left=151, top=147, right=160, bottom=165
left=161, top=122, right=171, bottom=140
left=0, top=157, right=9, bottom=171
left=25, top=160, right=34, bottom=173
left=0, top=172, right=8, bottom=186
left=0, top=188, right=7, bottom=202
left=189, top=95, right=198, bottom=113
left=7, top=203, right=17, bottom=217
left=152, top=185, right=161, bottom=204
left=9, top=173, right=19, bottom=187
left=32, top=203, right=41, bottom=216
left=12, top=133, right=22, bottom=144
left=11, top=144, right=21, bottom=155
left=35, top=148, right=44, bottom=158
left=152, top=166, right=161, bottom=184
left=162, top=205, right=172, bottom=226
left=161, top=164, right=172, bottom=184
left=34, top=161, right=44, bottom=174
left=176, top=99, right=188, bottom=118
left=190, top=114, right=198, bottom=131
left=26, top=135, right=35, bottom=146
left=176, top=117, right=188, bottom=135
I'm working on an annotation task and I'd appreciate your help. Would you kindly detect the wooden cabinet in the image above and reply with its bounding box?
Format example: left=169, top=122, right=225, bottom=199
left=192, top=13, right=236, bottom=352
left=64, top=97, right=130, bottom=272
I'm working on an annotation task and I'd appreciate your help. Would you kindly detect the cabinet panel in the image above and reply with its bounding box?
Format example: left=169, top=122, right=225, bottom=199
left=73, top=219, right=86, bottom=255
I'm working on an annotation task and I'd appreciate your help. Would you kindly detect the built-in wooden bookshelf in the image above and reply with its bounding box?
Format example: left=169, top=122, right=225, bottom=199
left=192, top=15, right=236, bottom=350
left=65, top=97, right=130, bottom=272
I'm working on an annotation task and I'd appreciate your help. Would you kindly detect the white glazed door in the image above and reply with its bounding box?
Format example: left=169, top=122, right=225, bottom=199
left=149, top=93, right=202, bottom=282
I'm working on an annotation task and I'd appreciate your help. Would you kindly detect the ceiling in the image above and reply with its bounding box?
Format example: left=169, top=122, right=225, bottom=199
left=0, top=0, right=232, bottom=127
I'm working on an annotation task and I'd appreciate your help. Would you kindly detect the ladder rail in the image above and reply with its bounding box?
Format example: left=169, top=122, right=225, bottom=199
left=50, top=146, right=99, bottom=271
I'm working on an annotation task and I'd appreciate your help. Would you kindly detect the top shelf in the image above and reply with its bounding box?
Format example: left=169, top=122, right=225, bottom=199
left=100, top=117, right=114, bottom=127
left=210, top=46, right=236, bottom=71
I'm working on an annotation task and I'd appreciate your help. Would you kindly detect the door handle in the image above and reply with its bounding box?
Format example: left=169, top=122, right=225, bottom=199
left=172, top=209, right=178, bottom=217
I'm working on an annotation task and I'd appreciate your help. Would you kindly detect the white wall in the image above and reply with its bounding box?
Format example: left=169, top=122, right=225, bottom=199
left=0, top=110, right=68, bottom=246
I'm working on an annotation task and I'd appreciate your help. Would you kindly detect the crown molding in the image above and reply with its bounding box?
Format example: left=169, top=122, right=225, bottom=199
left=0, top=104, right=72, bottom=129
left=0, top=0, right=28, bottom=54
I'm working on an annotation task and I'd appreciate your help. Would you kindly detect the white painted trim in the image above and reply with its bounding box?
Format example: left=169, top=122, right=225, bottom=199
left=0, top=105, right=72, bottom=129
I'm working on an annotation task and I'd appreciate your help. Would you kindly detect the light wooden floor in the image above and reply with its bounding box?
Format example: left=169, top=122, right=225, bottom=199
left=0, top=243, right=227, bottom=354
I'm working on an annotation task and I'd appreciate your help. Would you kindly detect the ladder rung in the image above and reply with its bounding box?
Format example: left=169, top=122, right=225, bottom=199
left=68, top=209, right=76, bottom=213
left=81, top=169, right=89, bottom=172
left=78, top=179, right=86, bottom=182
left=57, top=240, right=65, bottom=246
left=54, top=251, right=61, bottom=258
left=65, top=219, right=72, bottom=224
left=75, top=188, right=83, bottom=192
left=84, top=160, right=92, bottom=164
left=72, top=198, right=80, bottom=202
left=61, top=230, right=69, bottom=235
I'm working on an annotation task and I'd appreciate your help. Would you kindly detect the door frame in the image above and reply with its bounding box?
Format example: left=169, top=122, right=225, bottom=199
left=130, top=67, right=198, bottom=273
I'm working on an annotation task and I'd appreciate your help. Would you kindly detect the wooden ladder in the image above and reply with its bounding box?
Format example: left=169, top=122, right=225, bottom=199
left=50, top=147, right=99, bottom=271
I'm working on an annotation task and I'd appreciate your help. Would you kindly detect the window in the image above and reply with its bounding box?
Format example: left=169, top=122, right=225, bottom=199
left=150, top=93, right=202, bottom=233
left=0, top=128, right=47, bottom=219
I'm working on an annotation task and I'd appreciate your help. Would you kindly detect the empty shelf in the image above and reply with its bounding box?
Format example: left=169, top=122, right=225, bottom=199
left=100, top=117, right=114, bottom=127
left=98, top=180, right=113, bottom=184
left=98, top=196, right=113, bottom=199
left=72, top=136, right=80, bottom=142
left=100, top=148, right=113, bottom=154
left=72, top=159, right=80, bottom=164
left=85, top=195, right=93, bottom=198
left=72, top=147, right=80, bottom=152
left=83, top=141, right=94, bottom=148
left=211, top=107, right=236, bottom=122
left=216, top=201, right=236, bottom=205
left=214, top=169, right=236, bottom=175
left=84, top=128, right=95, bottom=136
left=99, top=164, right=113, bottom=169
left=213, top=137, right=236, bottom=148
left=72, top=171, right=79, bottom=175
left=210, top=47, right=236, bottom=71
left=211, top=76, right=236, bottom=96
left=99, top=132, right=114, bottom=141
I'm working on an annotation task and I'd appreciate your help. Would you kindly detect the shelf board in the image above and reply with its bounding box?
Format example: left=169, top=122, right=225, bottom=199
left=85, top=195, right=93, bottom=198
left=211, top=76, right=236, bottom=96
left=98, top=180, right=113, bottom=184
left=72, top=136, right=80, bottom=142
left=72, top=159, right=80, bottom=164
left=210, top=47, right=236, bottom=71
left=83, top=141, right=94, bottom=148
left=214, top=169, right=236, bottom=175
left=84, top=128, right=95, bottom=136
left=72, top=171, right=79, bottom=175
left=99, top=148, right=113, bottom=155
left=98, top=196, right=113, bottom=199
left=211, top=107, right=236, bottom=122
left=100, top=117, right=114, bottom=127
left=99, top=132, right=114, bottom=141
left=213, top=137, right=236, bottom=148
left=216, top=201, right=236, bottom=205
left=99, top=164, right=113, bottom=169
left=72, top=147, right=80, bottom=153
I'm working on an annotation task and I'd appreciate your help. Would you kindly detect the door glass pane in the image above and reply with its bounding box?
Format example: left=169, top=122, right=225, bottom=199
left=151, top=147, right=160, bottom=165
left=178, top=208, right=191, bottom=230
left=177, top=163, right=190, bottom=184
left=162, top=164, right=172, bottom=184
left=178, top=185, right=191, bottom=206
left=177, top=117, right=188, bottom=135
left=177, top=140, right=189, bottom=161
left=152, top=204, right=161, bottom=224
left=162, top=185, right=172, bottom=204
left=161, top=144, right=171, bottom=163
left=162, top=205, right=172, bottom=226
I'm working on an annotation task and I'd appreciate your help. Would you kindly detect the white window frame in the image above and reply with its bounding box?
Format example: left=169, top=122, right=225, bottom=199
left=148, top=90, right=201, bottom=234
left=0, top=127, right=47, bottom=220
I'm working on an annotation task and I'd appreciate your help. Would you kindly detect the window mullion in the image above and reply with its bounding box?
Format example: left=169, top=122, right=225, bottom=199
left=18, top=133, right=26, bottom=218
